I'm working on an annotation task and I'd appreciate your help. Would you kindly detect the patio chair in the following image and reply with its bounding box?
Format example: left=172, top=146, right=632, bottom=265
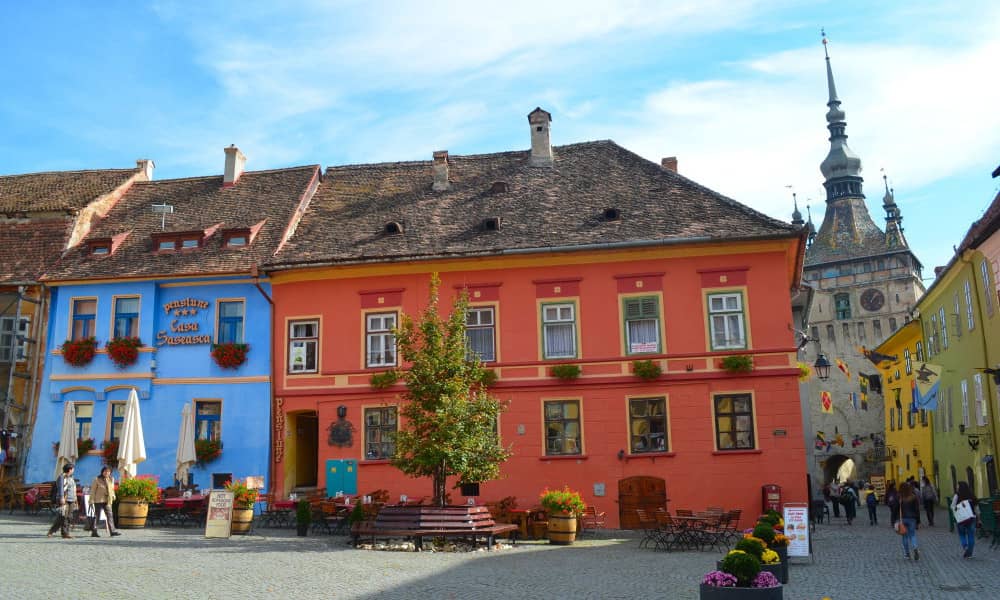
left=634, top=509, right=661, bottom=549
left=579, top=506, right=606, bottom=537
left=653, top=510, right=681, bottom=551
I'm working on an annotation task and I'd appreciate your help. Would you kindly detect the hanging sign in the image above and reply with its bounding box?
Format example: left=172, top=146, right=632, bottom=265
left=782, top=502, right=810, bottom=558
left=204, top=490, right=234, bottom=538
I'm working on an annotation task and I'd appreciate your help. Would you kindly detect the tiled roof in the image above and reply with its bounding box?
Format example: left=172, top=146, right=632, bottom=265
left=805, top=197, right=898, bottom=266
left=0, top=218, right=73, bottom=284
left=0, top=168, right=141, bottom=213
left=269, top=141, right=799, bottom=268
left=958, top=190, right=1000, bottom=253
left=43, top=166, right=321, bottom=281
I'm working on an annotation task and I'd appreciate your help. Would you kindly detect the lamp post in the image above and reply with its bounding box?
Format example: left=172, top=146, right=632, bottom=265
left=814, top=354, right=832, bottom=381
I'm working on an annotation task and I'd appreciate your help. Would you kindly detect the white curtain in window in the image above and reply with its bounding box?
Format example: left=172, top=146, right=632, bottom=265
left=466, top=328, right=495, bottom=361
left=545, top=323, right=575, bottom=357
left=628, top=318, right=658, bottom=352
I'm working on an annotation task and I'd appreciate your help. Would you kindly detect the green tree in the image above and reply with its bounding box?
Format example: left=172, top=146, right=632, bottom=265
left=391, top=274, right=510, bottom=506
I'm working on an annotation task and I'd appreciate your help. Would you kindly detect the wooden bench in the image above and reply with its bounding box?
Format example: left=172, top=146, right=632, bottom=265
left=352, top=505, right=518, bottom=551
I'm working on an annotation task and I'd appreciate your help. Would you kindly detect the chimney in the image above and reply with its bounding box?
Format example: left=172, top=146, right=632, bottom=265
left=136, top=159, right=155, bottom=181
left=528, top=107, right=553, bottom=166
left=432, top=150, right=450, bottom=191
left=661, top=157, right=678, bottom=172
left=223, top=145, right=247, bottom=186
left=934, top=266, right=946, bottom=278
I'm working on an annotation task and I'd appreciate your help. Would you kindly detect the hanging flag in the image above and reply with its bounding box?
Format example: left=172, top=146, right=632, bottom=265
left=859, top=345, right=897, bottom=365
left=833, top=433, right=844, bottom=447
left=850, top=392, right=859, bottom=411
left=836, top=358, right=850, bottom=380
left=851, top=435, right=863, bottom=448
left=821, top=390, right=833, bottom=413
left=913, top=362, right=942, bottom=410
left=861, top=393, right=868, bottom=411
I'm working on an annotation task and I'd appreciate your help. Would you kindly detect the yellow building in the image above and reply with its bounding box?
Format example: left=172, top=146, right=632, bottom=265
left=875, top=319, right=934, bottom=485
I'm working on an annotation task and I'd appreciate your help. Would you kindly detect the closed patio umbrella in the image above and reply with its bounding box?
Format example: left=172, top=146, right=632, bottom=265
left=116, top=388, right=146, bottom=479
left=175, top=403, right=196, bottom=486
left=54, top=402, right=78, bottom=479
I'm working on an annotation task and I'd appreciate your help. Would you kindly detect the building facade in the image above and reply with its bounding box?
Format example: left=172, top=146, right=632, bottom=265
left=798, top=41, right=925, bottom=489
left=266, top=109, right=809, bottom=527
left=24, top=151, right=320, bottom=490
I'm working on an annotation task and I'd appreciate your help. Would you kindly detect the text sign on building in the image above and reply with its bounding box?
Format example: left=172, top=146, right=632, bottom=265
left=782, top=503, right=810, bottom=558
left=204, top=490, right=234, bottom=538
left=157, top=297, right=212, bottom=346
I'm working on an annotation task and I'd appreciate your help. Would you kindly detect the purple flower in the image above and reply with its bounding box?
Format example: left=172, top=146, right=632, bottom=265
left=702, top=571, right=738, bottom=587
left=752, top=571, right=780, bottom=588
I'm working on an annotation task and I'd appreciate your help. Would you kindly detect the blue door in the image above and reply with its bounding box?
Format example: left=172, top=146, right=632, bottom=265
left=326, top=459, right=358, bottom=497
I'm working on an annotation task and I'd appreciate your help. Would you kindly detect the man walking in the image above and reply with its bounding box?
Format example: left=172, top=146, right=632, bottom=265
left=46, top=463, right=77, bottom=539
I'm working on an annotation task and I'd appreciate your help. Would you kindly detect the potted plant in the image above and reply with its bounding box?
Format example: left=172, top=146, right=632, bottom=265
left=632, top=359, right=662, bottom=381
left=720, top=355, right=753, bottom=373
left=116, top=475, right=160, bottom=529
left=61, top=337, right=98, bottom=367
left=539, top=486, right=586, bottom=545
left=101, top=439, right=120, bottom=467
left=195, top=439, right=222, bottom=467
left=211, top=342, right=249, bottom=369
left=76, top=437, right=95, bottom=455
left=106, top=336, right=143, bottom=368
left=718, top=538, right=782, bottom=584
left=225, top=479, right=259, bottom=535
left=700, top=549, right=782, bottom=599
left=796, top=361, right=811, bottom=382
left=550, top=364, right=581, bottom=381
left=369, top=370, right=399, bottom=390
left=296, top=499, right=311, bottom=536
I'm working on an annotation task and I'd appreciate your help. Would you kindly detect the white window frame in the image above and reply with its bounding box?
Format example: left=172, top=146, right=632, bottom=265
left=974, top=373, right=987, bottom=426
left=939, top=307, right=948, bottom=349
left=0, top=316, right=30, bottom=363
left=288, top=320, right=319, bottom=374
left=961, top=380, right=969, bottom=428
left=964, top=280, right=975, bottom=331
left=542, top=302, right=577, bottom=359
left=366, top=312, right=397, bottom=368
left=982, top=260, right=994, bottom=316
left=465, top=306, right=496, bottom=363
left=707, top=292, right=746, bottom=350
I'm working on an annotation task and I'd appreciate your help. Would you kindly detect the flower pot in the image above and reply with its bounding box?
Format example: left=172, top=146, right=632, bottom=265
left=774, top=546, right=789, bottom=584
left=296, top=523, right=309, bottom=536
left=231, top=507, right=254, bottom=535
left=547, top=511, right=577, bottom=545
left=716, top=562, right=781, bottom=583
left=117, top=497, right=148, bottom=529
left=698, top=583, right=783, bottom=599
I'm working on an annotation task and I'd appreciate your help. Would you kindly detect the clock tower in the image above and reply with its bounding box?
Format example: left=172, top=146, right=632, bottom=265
left=798, top=35, right=926, bottom=492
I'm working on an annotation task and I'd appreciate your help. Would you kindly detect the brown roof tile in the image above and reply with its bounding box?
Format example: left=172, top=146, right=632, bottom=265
left=0, top=168, right=142, bottom=213
left=0, top=218, right=74, bottom=284
left=44, top=166, right=321, bottom=281
left=269, top=141, right=798, bottom=268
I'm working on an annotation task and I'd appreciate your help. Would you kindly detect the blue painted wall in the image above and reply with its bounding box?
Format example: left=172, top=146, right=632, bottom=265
left=26, top=277, right=272, bottom=490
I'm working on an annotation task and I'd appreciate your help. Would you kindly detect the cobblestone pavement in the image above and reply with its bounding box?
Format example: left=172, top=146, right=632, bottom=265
left=1, top=507, right=997, bottom=599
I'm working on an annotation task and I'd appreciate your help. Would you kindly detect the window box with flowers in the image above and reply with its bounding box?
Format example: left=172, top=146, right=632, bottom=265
left=539, top=486, right=586, bottom=545
left=195, top=439, right=222, bottom=467
left=101, top=439, right=119, bottom=467
left=106, top=336, right=143, bottom=368
left=226, top=478, right=259, bottom=534
left=61, top=337, right=98, bottom=367
left=211, top=342, right=248, bottom=369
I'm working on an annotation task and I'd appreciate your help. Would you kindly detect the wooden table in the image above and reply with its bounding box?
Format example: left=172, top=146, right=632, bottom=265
left=505, top=508, right=531, bottom=539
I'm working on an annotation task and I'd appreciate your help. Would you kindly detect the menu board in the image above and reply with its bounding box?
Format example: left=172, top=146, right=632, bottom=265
left=204, top=490, right=234, bottom=539
left=782, top=503, right=810, bottom=558
left=870, top=476, right=886, bottom=498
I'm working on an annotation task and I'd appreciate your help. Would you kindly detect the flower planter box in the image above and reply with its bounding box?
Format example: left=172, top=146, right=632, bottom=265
left=774, top=546, right=789, bottom=584
left=698, top=583, right=782, bottom=600
left=547, top=511, right=577, bottom=545
left=716, top=562, right=781, bottom=583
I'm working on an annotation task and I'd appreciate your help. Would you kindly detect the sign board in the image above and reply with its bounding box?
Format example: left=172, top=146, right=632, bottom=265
left=204, top=490, right=234, bottom=538
left=870, top=475, right=886, bottom=498
left=782, top=502, right=810, bottom=558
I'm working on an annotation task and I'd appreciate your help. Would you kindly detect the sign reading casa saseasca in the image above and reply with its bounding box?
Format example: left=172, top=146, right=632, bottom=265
left=157, top=297, right=212, bottom=346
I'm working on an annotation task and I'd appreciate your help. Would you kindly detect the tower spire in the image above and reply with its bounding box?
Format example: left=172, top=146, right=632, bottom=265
left=881, top=169, right=906, bottom=248
left=789, top=186, right=804, bottom=226
left=805, top=204, right=816, bottom=248
left=818, top=31, right=863, bottom=202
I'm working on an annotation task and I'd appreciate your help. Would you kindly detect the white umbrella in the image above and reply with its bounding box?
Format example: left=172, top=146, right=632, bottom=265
left=175, top=403, right=196, bottom=486
left=54, top=402, right=78, bottom=479
left=116, top=388, right=146, bottom=479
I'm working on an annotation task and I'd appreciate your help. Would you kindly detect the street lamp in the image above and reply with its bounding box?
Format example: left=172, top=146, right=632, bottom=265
left=814, top=354, right=832, bottom=381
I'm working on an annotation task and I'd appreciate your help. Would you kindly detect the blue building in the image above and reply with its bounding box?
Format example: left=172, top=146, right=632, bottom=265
left=26, top=148, right=320, bottom=490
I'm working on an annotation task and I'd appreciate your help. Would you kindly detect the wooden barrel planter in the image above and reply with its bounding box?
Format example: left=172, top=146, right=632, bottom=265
left=118, top=497, right=148, bottom=529
left=547, top=511, right=577, bottom=545
left=232, top=507, right=254, bottom=535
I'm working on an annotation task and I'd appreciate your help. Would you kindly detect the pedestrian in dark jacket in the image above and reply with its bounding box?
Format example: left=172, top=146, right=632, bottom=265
left=920, top=476, right=937, bottom=526
left=899, top=482, right=921, bottom=560
left=46, top=463, right=77, bottom=539
left=951, top=481, right=978, bottom=558
left=885, top=481, right=899, bottom=527
left=842, top=482, right=858, bottom=525
left=864, top=484, right=879, bottom=525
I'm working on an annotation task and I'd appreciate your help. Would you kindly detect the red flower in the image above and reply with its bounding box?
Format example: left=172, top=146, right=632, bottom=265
left=211, top=343, right=248, bottom=369
left=106, top=337, right=142, bottom=368
left=61, top=337, right=98, bottom=367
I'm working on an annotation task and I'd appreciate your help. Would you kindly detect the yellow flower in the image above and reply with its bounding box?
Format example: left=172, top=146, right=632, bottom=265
left=761, top=549, right=780, bottom=564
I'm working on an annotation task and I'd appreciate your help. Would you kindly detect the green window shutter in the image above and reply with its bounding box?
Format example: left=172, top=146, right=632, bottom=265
left=624, top=297, right=658, bottom=319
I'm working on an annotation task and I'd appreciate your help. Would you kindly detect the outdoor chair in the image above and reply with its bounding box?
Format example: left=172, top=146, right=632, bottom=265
left=579, top=506, right=606, bottom=537
left=634, top=509, right=661, bottom=549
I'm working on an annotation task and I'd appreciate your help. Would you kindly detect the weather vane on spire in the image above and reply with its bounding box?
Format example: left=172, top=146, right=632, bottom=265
left=822, top=28, right=829, bottom=57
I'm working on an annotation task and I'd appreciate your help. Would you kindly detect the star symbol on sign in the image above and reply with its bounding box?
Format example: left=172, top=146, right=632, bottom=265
left=174, top=309, right=182, bottom=316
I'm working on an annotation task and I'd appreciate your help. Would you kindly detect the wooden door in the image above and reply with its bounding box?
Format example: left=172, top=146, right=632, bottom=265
left=618, top=476, right=667, bottom=529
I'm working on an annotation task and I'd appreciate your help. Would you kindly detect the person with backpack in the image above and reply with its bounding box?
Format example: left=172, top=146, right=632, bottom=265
left=46, top=463, right=77, bottom=539
left=920, top=476, right=937, bottom=526
left=864, top=483, right=879, bottom=525
left=951, top=481, right=978, bottom=558
left=842, top=481, right=858, bottom=525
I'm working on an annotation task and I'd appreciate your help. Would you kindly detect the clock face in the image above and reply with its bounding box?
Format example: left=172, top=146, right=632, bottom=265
left=860, top=288, right=885, bottom=312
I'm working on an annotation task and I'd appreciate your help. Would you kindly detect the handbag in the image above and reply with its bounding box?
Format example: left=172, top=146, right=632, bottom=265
left=894, top=502, right=906, bottom=535
left=953, top=499, right=974, bottom=523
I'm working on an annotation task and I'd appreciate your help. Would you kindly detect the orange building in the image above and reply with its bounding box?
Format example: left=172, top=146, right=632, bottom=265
left=266, top=109, right=808, bottom=527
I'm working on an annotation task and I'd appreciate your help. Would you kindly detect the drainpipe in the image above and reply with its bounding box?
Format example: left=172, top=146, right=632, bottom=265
left=250, top=264, right=277, bottom=500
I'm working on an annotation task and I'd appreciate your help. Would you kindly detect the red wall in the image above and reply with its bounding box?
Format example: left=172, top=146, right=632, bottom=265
left=272, top=245, right=807, bottom=526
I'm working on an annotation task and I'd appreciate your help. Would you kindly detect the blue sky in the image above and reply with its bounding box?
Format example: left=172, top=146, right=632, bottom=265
left=3, top=1, right=998, bottom=275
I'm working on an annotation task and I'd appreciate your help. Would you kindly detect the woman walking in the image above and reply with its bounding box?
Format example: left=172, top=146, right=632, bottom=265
left=89, top=466, right=122, bottom=538
left=898, top=482, right=921, bottom=560
left=951, top=481, right=977, bottom=558
left=920, top=476, right=937, bottom=526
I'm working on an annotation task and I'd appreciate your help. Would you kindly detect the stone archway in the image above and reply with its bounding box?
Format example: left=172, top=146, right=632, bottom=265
left=823, top=454, right=857, bottom=484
